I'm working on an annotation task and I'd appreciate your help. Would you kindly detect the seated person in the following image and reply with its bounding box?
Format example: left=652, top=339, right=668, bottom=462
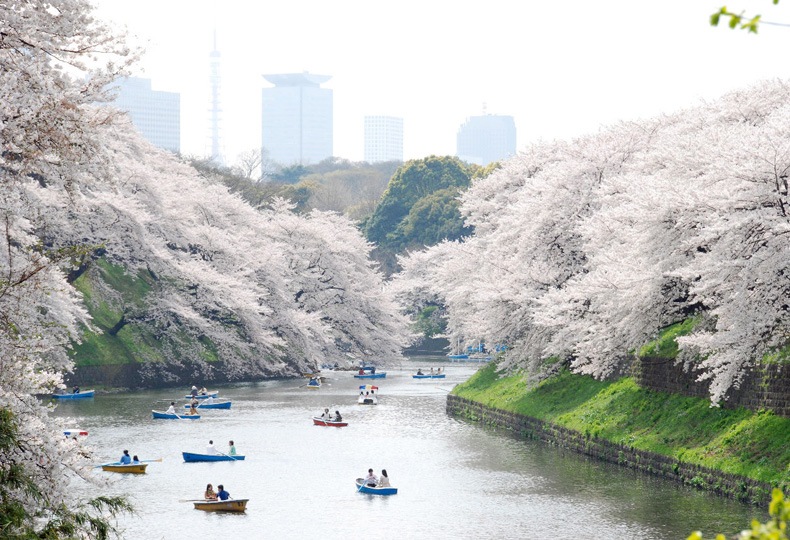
left=364, top=468, right=378, bottom=487
left=378, top=469, right=391, bottom=487
left=204, top=483, right=218, bottom=501
left=132, top=455, right=140, bottom=464
left=165, top=401, right=176, bottom=414
left=417, top=369, right=423, bottom=375
left=333, top=411, right=342, bottom=422
left=119, top=450, right=131, bottom=464
left=216, top=485, right=230, bottom=501
left=199, top=387, right=208, bottom=395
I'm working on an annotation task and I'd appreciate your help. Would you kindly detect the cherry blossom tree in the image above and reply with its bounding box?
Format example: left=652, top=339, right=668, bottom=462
left=393, top=80, right=789, bottom=404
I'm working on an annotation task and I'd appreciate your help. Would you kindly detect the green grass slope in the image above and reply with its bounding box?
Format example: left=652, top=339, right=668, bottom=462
left=452, top=363, right=790, bottom=489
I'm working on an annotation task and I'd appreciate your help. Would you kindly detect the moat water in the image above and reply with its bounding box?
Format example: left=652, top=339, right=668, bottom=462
left=52, top=357, right=761, bottom=539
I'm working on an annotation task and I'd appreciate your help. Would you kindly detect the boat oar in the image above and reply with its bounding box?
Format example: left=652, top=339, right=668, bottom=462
left=140, top=458, right=163, bottom=463
left=178, top=499, right=206, bottom=503
left=218, top=451, right=239, bottom=461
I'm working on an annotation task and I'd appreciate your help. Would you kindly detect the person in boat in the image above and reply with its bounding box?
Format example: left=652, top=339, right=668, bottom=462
left=378, top=469, right=391, bottom=487
left=416, top=368, right=424, bottom=375
left=72, top=385, right=80, bottom=394
left=216, top=484, right=230, bottom=501
left=199, top=387, right=208, bottom=396
left=370, top=366, right=376, bottom=374
left=204, top=483, right=218, bottom=501
left=358, top=368, right=365, bottom=375
left=333, top=410, right=342, bottom=422
left=321, top=408, right=331, bottom=420
left=364, top=468, right=378, bottom=487
left=430, top=367, right=434, bottom=375
left=189, top=399, right=199, bottom=415
left=228, top=440, right=237, bottom=456
left=132, top=455, right=140, bottom=464
left=165, top=401, right=176, bottom=415
left=206, top=440, right=217, bottom=455
left=190, top=386, right=198, bottom=398
left=119, top=450, right=131, bottom=465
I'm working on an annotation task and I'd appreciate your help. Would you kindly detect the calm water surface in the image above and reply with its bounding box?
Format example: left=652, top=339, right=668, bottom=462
left=53, top=358, right=762, bottom=540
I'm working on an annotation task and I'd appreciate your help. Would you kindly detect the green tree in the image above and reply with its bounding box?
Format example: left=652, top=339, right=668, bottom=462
left=365, top=155, right=473, bottom=249
left=392, top=186, right=473, bottom=250
left=711, top=1, right=781, bottom=33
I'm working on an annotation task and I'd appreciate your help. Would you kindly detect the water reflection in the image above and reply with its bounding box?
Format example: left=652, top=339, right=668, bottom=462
left=51, top=358, right=761, bottom=539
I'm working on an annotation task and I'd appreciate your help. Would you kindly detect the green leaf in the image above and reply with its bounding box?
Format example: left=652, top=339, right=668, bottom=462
left=710, top=12, right=721, bottom=26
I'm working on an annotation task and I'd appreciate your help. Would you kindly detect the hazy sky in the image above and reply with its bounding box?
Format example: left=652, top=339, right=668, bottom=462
left=93, top=1, right=790, bottom=166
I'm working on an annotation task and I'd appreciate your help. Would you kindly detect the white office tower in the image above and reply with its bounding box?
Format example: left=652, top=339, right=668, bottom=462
left=261, top=73, right=333, bottom=166
left=364, top=115, right=403, bottom=163
left=456, top=114, right=516, bottom=166
left=111, top=77, right=180, bottom=153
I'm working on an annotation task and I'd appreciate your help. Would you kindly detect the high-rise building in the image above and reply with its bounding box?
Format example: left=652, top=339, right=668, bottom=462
left=364, top=115, right=403, bottom=163
left=261, top=73, right=333, bottom=166
left=111, top=77, right=180, bottom=153
left=456, top=114, right=516, bottom=166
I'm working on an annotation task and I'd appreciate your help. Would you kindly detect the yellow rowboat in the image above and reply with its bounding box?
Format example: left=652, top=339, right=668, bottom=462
left=101, top=463, right=148, bottom=474
left=193, top=499, right=248, bottom=512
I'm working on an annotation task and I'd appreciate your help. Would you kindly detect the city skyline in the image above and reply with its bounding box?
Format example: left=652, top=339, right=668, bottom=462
left=93, top=1, right=790, bottom=166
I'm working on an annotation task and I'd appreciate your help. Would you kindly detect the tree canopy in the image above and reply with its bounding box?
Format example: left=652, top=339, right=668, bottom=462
left=392, top=80, right=790, bottom=405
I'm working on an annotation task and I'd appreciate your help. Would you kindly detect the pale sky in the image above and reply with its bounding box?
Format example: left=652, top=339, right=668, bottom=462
left=93, top=0, right=790, bottom=166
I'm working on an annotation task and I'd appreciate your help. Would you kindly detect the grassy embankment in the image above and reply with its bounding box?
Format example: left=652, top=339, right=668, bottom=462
left=452, top=321, right=790, bottom=490
left=70, top=258, right=220, bottom=367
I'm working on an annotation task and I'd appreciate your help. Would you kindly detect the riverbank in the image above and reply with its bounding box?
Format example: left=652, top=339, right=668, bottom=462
left=448, top=363, right=790, bottom=505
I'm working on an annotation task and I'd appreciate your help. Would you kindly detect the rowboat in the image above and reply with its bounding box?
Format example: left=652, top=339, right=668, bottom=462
left=183, top=392, right=218, bottom=400
left=152, top=410, right=201, bottom=420
left=64, top=429, right=89, bottom=437
left=182, top=452, right=245, bottom=462
left=183, top=400, right=232, bottom=409
left=412, top=374, right=446, bottom=379
left=101, top=462, right=148, bottom=474
left=354, top=372, right=386, bottom=379
left=193, top=499, right=249, bottom=512
left=312, top=416, right=348, bottom=427
left=355, top=478, right=397, bottom=495
left=305, top=379, right=321, bottom=389
left=52, top=390, right=95, bottom=399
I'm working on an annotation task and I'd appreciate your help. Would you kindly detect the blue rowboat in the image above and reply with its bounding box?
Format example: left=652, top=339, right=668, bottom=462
left=355, top=478, right=397, bottom=495
left=152, top=410, right=200, bottom=420
left=52, top=390, right=95, bottom=399
left=182, top=452, right=245, bottom=462
left=183, top=392, right=218, bottom=400
left=412, top=374, right=446, bottom=379
left=353, top=373, right=386, bottom=379
left=183, top=401, right=232, bottom=409
left=447, top=354, right=468, bottom=359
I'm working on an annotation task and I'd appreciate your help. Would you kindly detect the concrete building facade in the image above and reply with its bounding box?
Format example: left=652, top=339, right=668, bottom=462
left=364, top=115, right=403, bottom=163
left=111, top=77, right=180, bottom=153
left=261, top=73, right=333, bottom=166
left=456, top=114, right=516, bottom=166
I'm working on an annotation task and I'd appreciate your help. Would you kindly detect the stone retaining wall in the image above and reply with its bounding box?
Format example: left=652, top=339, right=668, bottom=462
left=635, top=357, right=790, bottom=417
left=446, top=394, right=773, bottom=505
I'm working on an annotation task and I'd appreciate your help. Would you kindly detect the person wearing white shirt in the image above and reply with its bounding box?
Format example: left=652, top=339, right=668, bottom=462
left=364, top=468, right=378, bottom=487
left=206, top=440, right=217, bottom=455
left=165, top=402, right=176, bottom=415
